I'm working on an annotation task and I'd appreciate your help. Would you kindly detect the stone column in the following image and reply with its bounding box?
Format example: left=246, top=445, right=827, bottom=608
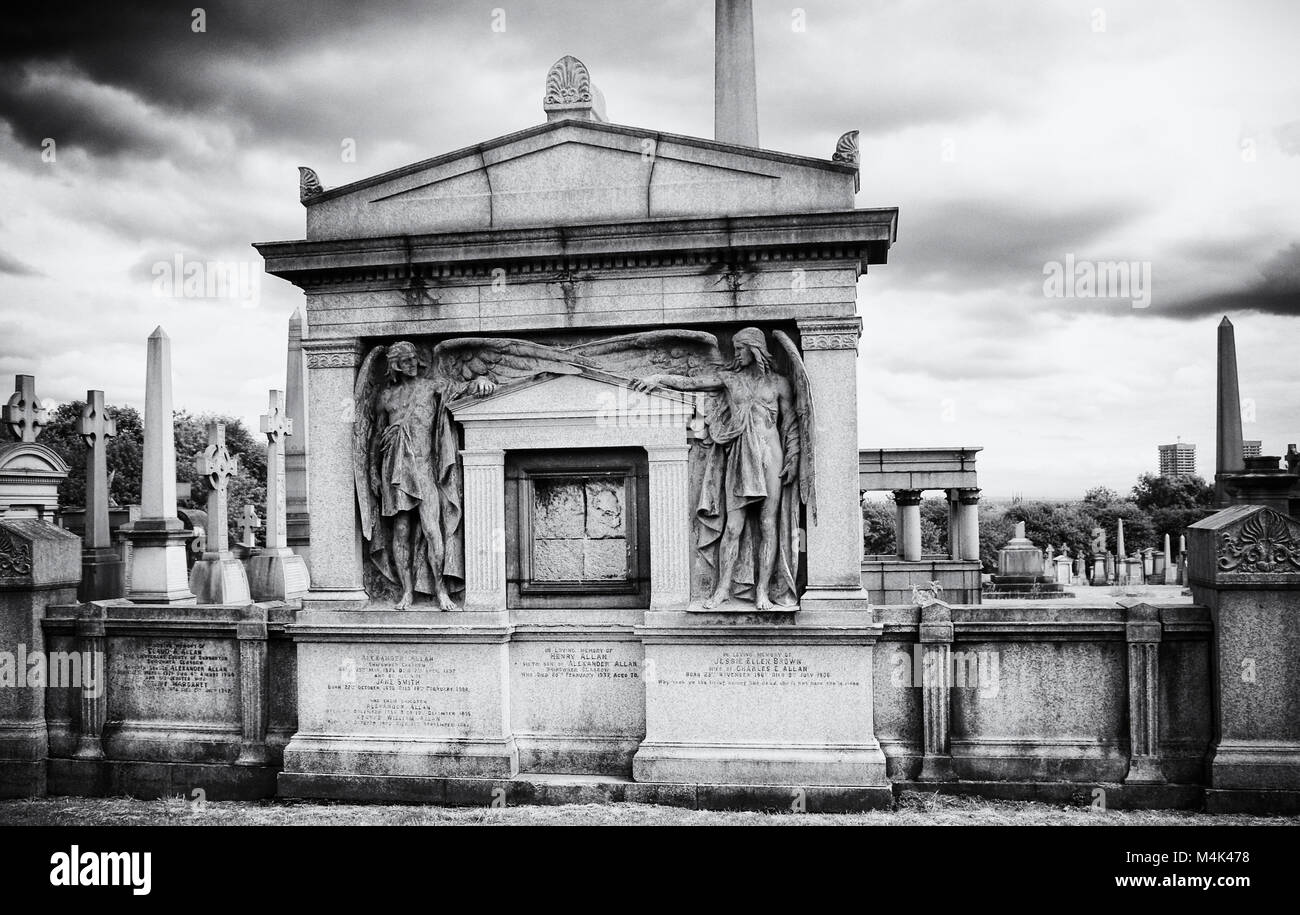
left=893, top=489, right=922, bottom=562
left=956, top=488, right=980, bottom=562
left=1123, top=603, right=1165, bottom=784
left=461, top=448, right=506, bottom=612
left=945, top=489, right=961, bottom=560
left=302, top=338, right=366, bottom=607
left=124, top=327, right=195, bottom=604
left=285, top=308, right=311, bottom=559
left=73, top=607, right=107, bottom=760
left=917, top=600, right=955, bottom=781
left=235, top=605, right=270, bottom=766
left=796, top=319, right=870, bottom=610
left=647, top=447, right=691, bottom=609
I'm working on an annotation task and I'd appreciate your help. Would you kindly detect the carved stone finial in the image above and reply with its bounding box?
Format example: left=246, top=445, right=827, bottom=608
left=298, top=166, right=324, bottom=204
left=833, top=130, right=860, bottom=192
left=543, top=55, right=607, bottom=123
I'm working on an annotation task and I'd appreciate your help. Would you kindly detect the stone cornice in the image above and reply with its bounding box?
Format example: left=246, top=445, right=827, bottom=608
left=301, top=338, right=364, bottom=369
left=798, top=317, right=862, bottom=350
left=255, top=209, right=897, bottom=290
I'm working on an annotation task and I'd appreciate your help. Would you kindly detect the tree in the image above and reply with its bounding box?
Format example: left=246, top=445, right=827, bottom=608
left=41, top=401, right=144, bottom=509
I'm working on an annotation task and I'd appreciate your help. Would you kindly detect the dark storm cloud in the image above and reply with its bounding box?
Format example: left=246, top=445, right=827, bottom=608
left=0, top=249, right=43, bottom=277
left=1176, top=242, right=1300, bottom=318
left=885, top=195, right=1139, bottom=289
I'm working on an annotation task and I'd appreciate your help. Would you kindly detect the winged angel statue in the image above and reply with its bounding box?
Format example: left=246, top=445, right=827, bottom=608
left=578, top=327, right=816, bottom=610
left=354, top=338, right=597, bottom=609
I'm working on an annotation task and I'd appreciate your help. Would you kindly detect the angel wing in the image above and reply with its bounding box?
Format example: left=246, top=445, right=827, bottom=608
left=431, top=337, right=600, bottom=400
left=773, top=330, right=817, bottom=524
left=564, top=329, right=723, bottom=379
left=353, top=344, right=388, bottom=542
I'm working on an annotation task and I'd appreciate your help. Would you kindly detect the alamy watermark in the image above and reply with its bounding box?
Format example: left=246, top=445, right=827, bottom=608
left=0, top=644, right=103, bottom=697
left=151, top=254, right=259, bottom=306
left=1042, top=254, right=1151, bottom=308
left=890, top=645, right=1001, bottom=698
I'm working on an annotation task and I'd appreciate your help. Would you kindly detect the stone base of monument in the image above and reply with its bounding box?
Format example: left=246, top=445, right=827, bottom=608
left=189, top=552, right=251, bottom=604
left=983, top=574, right=1071, bottom=599
left=47, top=758, right=279, bottom=801
left=280, top=611, right=519, bottom=783
left=121, top=520, right=196, bottom=604
left=246, top=547, right=310, bottom=601
left=77, top=546, right=124, bottom=602
left=630, top=610, right=890, bottom=790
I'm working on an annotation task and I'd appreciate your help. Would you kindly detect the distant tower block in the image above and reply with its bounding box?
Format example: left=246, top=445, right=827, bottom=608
left=188, top=421, right=252, bottom=604
left=1157, top=441, right=1196, bottom=477
left=1242, top=440, right=1262, bottom=460
left=123, top=328, right=196, bottom=604
left=247, top=389, right=311, bottom=601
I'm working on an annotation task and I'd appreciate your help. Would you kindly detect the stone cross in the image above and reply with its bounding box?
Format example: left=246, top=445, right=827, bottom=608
left=3, top=375, right=48, bottom=443
left=259, top=389, right=292, bottom=551
left=79, top=390, right=117, bottom=549
left=239, top=504, right=261, bottom=549
left=194, top=422, right=239, bottom=555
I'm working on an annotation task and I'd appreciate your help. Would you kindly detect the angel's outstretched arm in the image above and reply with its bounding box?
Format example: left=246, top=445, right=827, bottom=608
left=632, top=371, right=725, bottom=393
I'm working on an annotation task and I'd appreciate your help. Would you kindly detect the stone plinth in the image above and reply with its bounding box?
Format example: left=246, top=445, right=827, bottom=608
left=1188, top=505, right=1300, bottom=813
left=987, top=522, right=1065, bottom=598
left=0, top=518, right=81, bottom=797
left=280, top=611, right=517, bottom=786
left=631, top=610, right=890, bottom=792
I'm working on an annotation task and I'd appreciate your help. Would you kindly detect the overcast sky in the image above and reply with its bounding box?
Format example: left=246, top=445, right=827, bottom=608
left=2, top=0, right=1297, bottom=498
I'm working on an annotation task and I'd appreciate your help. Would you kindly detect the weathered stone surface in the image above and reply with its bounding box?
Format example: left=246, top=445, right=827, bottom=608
left=533, top=539, right=583, bottom=581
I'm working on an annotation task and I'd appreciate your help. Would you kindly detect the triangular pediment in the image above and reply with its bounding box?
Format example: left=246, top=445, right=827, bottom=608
left=304, top=120, right=857, bottom=240
left=450, top=369, right=695, bottom=424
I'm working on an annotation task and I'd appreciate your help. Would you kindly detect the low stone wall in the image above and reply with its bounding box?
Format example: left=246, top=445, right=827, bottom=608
left=873, top=602, right=1212, bottom=802
left=40, top=600, right=297, bottom=800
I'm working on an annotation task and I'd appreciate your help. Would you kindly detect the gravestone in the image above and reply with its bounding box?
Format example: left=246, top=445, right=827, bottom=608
left=77, top=390, right=124, bottom=600
left=188, top=422, right=251, bottom=604
left=247, top=390, right=310, bottom=601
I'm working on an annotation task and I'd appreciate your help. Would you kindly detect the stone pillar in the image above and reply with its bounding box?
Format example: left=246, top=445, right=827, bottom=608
left=917, top=600, right=955, bottom=781
left=893, top=489, right=922, bottom=562
left=0, top=517, right=81, bottom=796
left=1188, top=505, right=1300, bottom=812
left=714, top=0, right=759, bottom=147
left=285, top=308, right=311, bottom=559
left=302, top=338, right=366, bottom=607
left=796, top=319, right=869, bottom=610
left=461, top=448, right=506, bottom=612
left=945, top=489, right=961, bottom=560
left=73, top=607, right=107, bottom=760
left=1163, top=533, right=1175, bottom=584
left=1123, top=602, right=1165, bottom=784
left=124, top=327, right=195, bottom=604
left=647, top=447, right=691, bottom=610
left=235, top=605, right=270, bottom=766
left=956, top=488, right=980, bottom=562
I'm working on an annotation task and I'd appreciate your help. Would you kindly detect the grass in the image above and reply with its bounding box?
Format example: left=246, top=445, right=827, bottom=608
left=1, top=791, right=1296, bottom=826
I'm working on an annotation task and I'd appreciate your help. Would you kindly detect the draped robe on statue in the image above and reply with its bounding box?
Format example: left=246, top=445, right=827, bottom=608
left=695, top=372, right=801, bottom=606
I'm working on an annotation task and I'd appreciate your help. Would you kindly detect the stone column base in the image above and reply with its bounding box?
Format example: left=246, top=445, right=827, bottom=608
left=798, top=587, right=872, bottom=612
left=77, top=547, right=124, bottom=602
left=246, top=547, right=311, bottom=601
left=0, top=723, right=48, bottom=798
left=1211, top=741, right=1300, bottom=791
left=123, top=522, right=195, bottom=604
left=189, top=553, right=251, bottom=605
left=633, top=742, right=887, bottom=787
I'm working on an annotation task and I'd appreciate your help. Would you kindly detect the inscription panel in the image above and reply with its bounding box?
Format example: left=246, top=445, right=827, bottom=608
left=108, top=636, right=239, bottom=724
left=297, top=642, right=506, bottom=738
left=511, top=639, right=645, bottom=737
left=644, top=642, right=871, bottom=745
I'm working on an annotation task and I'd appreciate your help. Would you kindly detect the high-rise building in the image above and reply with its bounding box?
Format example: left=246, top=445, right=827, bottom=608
left=1243, top=440, right=1262, bottom=459
left=1158, top=442, right=1196, bottom=477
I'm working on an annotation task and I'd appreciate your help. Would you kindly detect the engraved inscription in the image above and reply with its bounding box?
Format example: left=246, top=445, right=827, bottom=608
left=325, top=651, right=472, bottom=730
left=662, top=649, right=860, bottom=688
left=125, top=640, right=235, bottom=696
left=518, top=645, right=641, bottom=681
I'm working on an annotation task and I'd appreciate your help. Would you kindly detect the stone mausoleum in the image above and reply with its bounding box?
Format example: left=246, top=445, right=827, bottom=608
left=3, top=2, right=1300, bottom=814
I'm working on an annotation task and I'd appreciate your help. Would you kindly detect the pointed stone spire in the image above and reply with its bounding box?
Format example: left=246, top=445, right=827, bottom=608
left=1116, top=518, right=1126, bottom=558
left=285, top=307, right=311, bottom=556
left=1217, top=316, right=1245, bottom=476
left=715, top=0, right=759, bottom=146
left=124, top=327, right=195, bottom=604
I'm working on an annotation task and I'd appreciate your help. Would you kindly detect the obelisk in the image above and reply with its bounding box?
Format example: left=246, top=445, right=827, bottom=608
left=715, top=0, right=759, bottom=146
left=123, top=328, right=196, bottom=604
left=284, top=307, right=311, bottom=560
left=77, top=390, right=125, bottom=600
left=1216, top=316, right=1244, bottom=504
